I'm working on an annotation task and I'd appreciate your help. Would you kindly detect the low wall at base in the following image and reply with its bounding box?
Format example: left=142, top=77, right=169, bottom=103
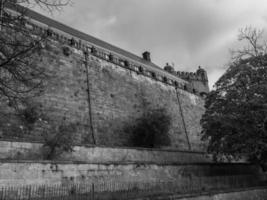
left=151, top=187, right=267, bottom=200
left=0, top=140, right=213, bottom=164
left=0, top=140, right=264, bottom=194
left=0, top=160, right=264, bottom=187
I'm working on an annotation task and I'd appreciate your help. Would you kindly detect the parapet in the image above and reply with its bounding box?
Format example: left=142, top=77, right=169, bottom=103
left=164, top=64, right=209, bottom=95
left=162, top=62, right=208, bottom=82
left=176, top=68, right=208, bottom=82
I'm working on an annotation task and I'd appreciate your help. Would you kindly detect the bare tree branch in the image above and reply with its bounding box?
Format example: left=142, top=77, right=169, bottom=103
left=0, top=0, right=69, bottom=108
left=231, top=26, right=267, bottom=62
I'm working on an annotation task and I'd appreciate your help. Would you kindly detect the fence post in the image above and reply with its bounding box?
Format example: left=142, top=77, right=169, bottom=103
left=91, top=183, right=94, bottom=200
left=41, top=185, right=45, bottom=200
left=0, top=187, right=3, bottom=200
left=27, top=185, right=31, bottom=200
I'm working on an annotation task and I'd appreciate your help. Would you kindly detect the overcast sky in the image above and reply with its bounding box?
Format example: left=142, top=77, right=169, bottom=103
left=33, top=0, right=267, bottom=89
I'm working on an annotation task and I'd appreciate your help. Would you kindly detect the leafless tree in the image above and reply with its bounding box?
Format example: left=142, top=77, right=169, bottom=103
left=19, top=0, right=70, bottom=12
left=231, top=26, right=267, bottom=61
left=0, top=0, right=69, bottom=109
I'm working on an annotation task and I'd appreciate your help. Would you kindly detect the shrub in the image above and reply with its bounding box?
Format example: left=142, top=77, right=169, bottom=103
left=19, top=101, right=43, bottom=133
left=21, top=104, right=40, bottom=124
left=62, top=46, right=71, bottom=56
left=128, top=108, right=171, bottom=148
left=42, top=122, right=76, bottom=160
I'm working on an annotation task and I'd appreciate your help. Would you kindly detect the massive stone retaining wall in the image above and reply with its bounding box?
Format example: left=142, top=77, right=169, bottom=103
left=0, top=39, right=206, bottom=151
left=86, top=55, right=205, bottom=150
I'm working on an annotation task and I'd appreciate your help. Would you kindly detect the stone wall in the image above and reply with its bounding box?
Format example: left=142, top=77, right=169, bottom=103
left=138, top=188, right=267, bottom=200
left=0, top=160, right=263, bottom=187
left=0, top=38, right=206, bottom=151
left=86, top=56, right=205, bottom=150
left=0, top=140, right=212, bottom=164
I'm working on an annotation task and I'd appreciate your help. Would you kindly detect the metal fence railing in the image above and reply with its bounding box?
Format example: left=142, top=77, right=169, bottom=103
left=0, top=174, right=266, bottom=200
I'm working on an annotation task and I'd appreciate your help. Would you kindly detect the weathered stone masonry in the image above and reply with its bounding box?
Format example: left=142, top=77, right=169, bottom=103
left=0, top=5, right=207, bottom=151
left=1, top=6, right=267, bottom=197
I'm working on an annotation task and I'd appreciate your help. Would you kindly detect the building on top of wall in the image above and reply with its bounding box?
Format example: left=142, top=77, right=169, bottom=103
left=164, top=63, right=209, bottom=96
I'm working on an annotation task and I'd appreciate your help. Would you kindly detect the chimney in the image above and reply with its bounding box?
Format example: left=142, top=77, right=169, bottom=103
left=142, top=51, right=151, bottom=62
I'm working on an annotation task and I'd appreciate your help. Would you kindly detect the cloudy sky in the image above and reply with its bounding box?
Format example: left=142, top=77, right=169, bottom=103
left=34, top=0, right=267, bottom=89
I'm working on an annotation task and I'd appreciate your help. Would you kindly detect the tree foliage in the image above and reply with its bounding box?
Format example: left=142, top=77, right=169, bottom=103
left=0, top=0, right=69, bottom=108
left=201, top=27, right=267, bottom=164
left=127, top=108, right=171, bottom=148
left=42, top=121, right=76, bottom=159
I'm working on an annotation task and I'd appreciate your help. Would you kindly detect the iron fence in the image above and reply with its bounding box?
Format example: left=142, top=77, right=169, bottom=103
left=0, top=174, right=266, bottom=200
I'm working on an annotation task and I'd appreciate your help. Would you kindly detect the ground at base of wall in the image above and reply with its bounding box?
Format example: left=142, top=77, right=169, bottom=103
left=134, top=187, right=267, bottom=200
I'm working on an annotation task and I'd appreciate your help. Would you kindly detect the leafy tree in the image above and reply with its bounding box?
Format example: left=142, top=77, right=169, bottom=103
left=127, top=108, right=171, bottom=148
left=0, top=0, right=69, bottom=108
left=42, top=121, right=76, bottom=159
left=201, top=27, right=267, bottom=164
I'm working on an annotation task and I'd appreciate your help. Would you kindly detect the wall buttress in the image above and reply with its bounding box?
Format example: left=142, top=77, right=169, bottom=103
left=175, top=88, right=191, bottom=150
left=84, top=51, right=96, bottom=145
